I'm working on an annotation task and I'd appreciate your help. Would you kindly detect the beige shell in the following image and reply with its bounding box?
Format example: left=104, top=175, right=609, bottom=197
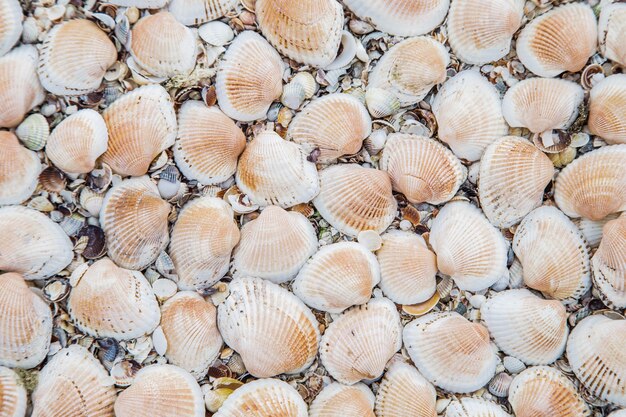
left=478, top=136, right=554, bottom=228
left=375, top=230, right=437, bottom=305
left=554, top=144, right=626, bottom=220
left=292, top=242, right=380, bottom=313
left=380, top=134, right=466, bottom=205
left=588, top=74, right=626, bottom=145
left=403, top=311, right=498, bottom=393
left=592, top=213, right=626, bottom=308
left=38, top=19, right=117, bottom=95
left=107, top=0, right=167, bottom=8
left=320, top=297, right=402, bottom=385
left=216, top=31, right=283, bottom=122
left=287, top=93, right=372, bottom=163
left=599, top=3, right=626, bottom=67
left=0, top=0, right=22, bottom=57
left=0, top=366, right=27, bottom=417
left=173, top=101, right=246, bottom=184
left=232, top=206, right=317, bottom=283
left=516, top=3, right=597, bottom=77
left=313, top=164, right=397, bottom=237
left=432, top=70, right=509, bottom=161
left=512, top=206, right=591, bottom=302
left=309, top=383, right=375, bottom=417
left=100, top=176, right=170, bottom=270
left=0, top=272, right=52, bottom=369
left=576, top=213, right=620, bottom=248
left=45, top=109, right=108, bottom=174
left=255, top=0, right=343, bottom=67
left=429, top=201, right=509, bottom=291
left=169, top=196, right=239, bottom=291
left=101, top=84, right=177, bottom=177
left=218, top=277, right=320, bottom=377
left=31, top=345, right=116, bottom=417
left=445, top=398, right=512, bottom=417
left=114, top=364, right=205, bottom=417
left=0, top=131, right=41, bottom=205
left=0, top=206, right=73, bottom=279
left=168, top=0, right=237, bottom=26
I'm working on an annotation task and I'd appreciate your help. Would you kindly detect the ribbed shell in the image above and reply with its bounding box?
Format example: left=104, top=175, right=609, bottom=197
left=432, top=70, right=509, bottom=161
left=320, top=297, right=402, bottom=385
left=588, top=74, right=626, bottom=145
left=313, top=164, right=397, bottom=237
left=0, top=0, right=22, bottom=57
left=599, top=3, right=626, bottom=67
left=106, top=0, right=167, bottom=7
left=173, top=101, right=246, bottom=184
left=380, top=134, right=466, bottom=205
left=100, top=176, right=170, bottom=270
left=101, top=84, right=177, bottom=177
left=0, top=366, right=26, bottom=417
left=478, top=136, right=554, bottom=228
left=169, top=0, right=237, bottom=26
left=516, top=3, right=597, bottom=77
left=0, top=131, right=40, bottom=205
left=403, top=312, right=498, bottom=393
left=445, top=398, right=512, bottom=417
left=38, top=19, right=117, bottom=95
left=292, top=242, right=380, bottom=313
left=216, top=31, right=283, bottom=122
left=592, top=213, right=626, bottom=308
left=309, top=383, right=375, bottom=417
left=576, top=213, right=619, bottom=248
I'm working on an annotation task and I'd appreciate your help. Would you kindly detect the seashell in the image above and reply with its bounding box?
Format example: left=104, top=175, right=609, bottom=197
left=432, top=70, right=509, bottom=161
left=447, top=0, right=524, bottom=65
left=380, top=134, right=466, bottom=205
left=68, top=258, right=160, bottom=340
left=309, top=382, right=375, bottom=417
left=478, top=136, right=555, bottom=228
left=288, top=93, right=372, bottom=163
left=576, top=213, right=619, bottom=249
left=169, top=196, right=240, bottom=290
left=0, top=45, right=45, bottom=128
left=235, top=131, right=319, bottom=208
left=216, top=31, right=283, bottom=122
left=38, top=166, right=66, bottom=193
left=281, top=79, right=306, bottom=110
left=0, top=131, right=41, bottom=205
left=31, top=345, right=116, bottom=417
left=255, top=0, right=343, bottom=67
left=342, top=0, right=449, bottom=36
left=599, top=2, right=626, bottom=67
left=610, top=411, right=626, bottom=417
left=403, top=311, right=498, bottom=393
left=508, top=366, right=591, bottom=416
left=232, top=206, right=317, bottom=283
left=588, top=74, right=626, bottom=145
left=320, top=297, right=402, bottom=384
left=214, top=378, right=308, bottom=417
left=218, top=277, right=320, bottom=377
left=364, top=88, right=402, bottom=119
left=0, top=0, right=22, bottom=57
left=0, top=272, right=52, bottom=369
left=592, top=213, right=626, bottom=308
left=516, top=3, right=597, bottom=77
left=198, top=21, right=234, bottom=46
left=16, top=113, right=49, bottom=151
left=325, top=30, right=358, bottom=70
left=313, top=164, right=397, bottom=237
left=169, top=0, right=238, bottom=26
left=0, top=206, right=73, bottom=279
left=512, top=206, right=591, bottom=302
left=107, top=0, right=167, bottom=8
left=101, top=84, right=177, bottom=177
left=481, top=289, right=568, bottom=365
left=489, top=373, right=514, bottom=398
left=429, top=201, right=509, bottom=291
left=45, top=109, right=108, bottom=174
left=292, top=72, right=317, bottom=98
left=292, top=242, right=380, bottom=313
left=38, top=19, right=117, bottom=95
left=445, top=398, right=512, bottom=417
left=115, top=364, right=205, bottom=417
left=100, top=176, right=170, bottom=270
left=554, top=144, right=626, bottom=220
left=0, top=366, right=27, bottom=417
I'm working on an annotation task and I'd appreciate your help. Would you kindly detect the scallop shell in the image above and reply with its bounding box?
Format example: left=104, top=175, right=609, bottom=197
left=592, top=213, right=626, bottom=308
left=432, top=70, right=509, bottom=161
left=478, top=136, right=554, bottom=228
left=0, top=131, right=41, bottom=205
left=403, top=311, right=498, bottom=393
left=588, top=74, right=626, bottom=145
left=169, top=0, right=237, bottom=26
left=218, top=277, right=320, bottom=377
left=0, top=0, right=22, bottom=57
left=320, top=297, right=402, bottom=385
left=169, top=196, right=239, bottom=290
left=309, top=383, right=375, bottom=417
left=38, top=19, right=117, bottom=95
left=292, top=242, right=380, bottom=313
left=216, top=31, right=283, bottom=122
left=512, top=206, right=591, bottom=302
left=100, top=176, right=170, bottom=270
left=232, top=206, right=317, bottom=283
left=380, top=134, right=466, bottom=205
left=599, top=3, right=626, bottom=67
left=313, top=164, right=397, bottom=237
left=445, top=398, right=512, bottom=417
left=516, top=3, right=597, bottom=77
left=0, top=366, right=27, bottom=417
left=101, top=84, right=177, bottom=177
left=576, top=213, right=619, bottom=248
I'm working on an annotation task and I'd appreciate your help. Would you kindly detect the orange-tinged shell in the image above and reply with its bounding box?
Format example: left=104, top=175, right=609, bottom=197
left=445, top=398, right=512, bottom=417
left=0, top=0, right=22, bottom=57
left=0, top=366, right=27, bottom=417
left=168, top=0, right=238, bottom=26
left=0, top=131, right=41, bottom=205
left=592, top=213, right=626, bottom=308
left=599, top=3, right=626, bottom=67
left=107, top=0, right=167, bottom=7
left=576, top=213, right=619, bottom=249
left=309, top=383, right=375, bottom=417
left=588, top=74, right=626, bottom=145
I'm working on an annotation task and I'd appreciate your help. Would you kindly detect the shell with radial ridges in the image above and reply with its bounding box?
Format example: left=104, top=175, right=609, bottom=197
left=445, top=398, right=512, bottom=417
left=168, top=0, right=238, bottom=26
left=0, top=366, right=27, bottom=417
left=0, top=131, right=41, bottom=205
left=0, top=0, right=23, bottom=57
left=588, top=74, right=626, bottom=145
left=599, top=2, right=626, bottom=67
left=309, top=383, right=375, bottom=417
left=591, top=213, right=626, bottom=308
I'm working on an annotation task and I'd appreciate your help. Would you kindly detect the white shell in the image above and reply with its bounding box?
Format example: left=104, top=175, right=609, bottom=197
left=309, top=383, right=375, bottom=417
left=198, top=20, right=234, bottom=46
left=599, top=2, right=626, bottom=67
left=0, top=366, right=27, bottom=417
left=588, top=74, right=626, bottom=145
left=592, top=213, right=626, bottom=308
left=0, top=0, right=23, bottom=57
left=169, top=0, right=238, bottom=26
left=106, top=0, right=167, bottom=8
left=445, top=398, right=512, bottom=417
left=576, top=213, right=620, bottom=248
left=0, top=131, right=41, bottom=205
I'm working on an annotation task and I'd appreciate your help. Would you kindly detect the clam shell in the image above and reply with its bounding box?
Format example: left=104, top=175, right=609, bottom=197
left=592, top=213, right=626, bottom=308
left=310, top=383, right=374, bottom=417
left=588, top=74, right=626, bottom=145
left=292, top=242, right=380, bottom=313
left=0, top=366, right=27, bottom=417
left=320, top=297, right=402, bottom=384
left=169, top=0, right=237, bottom=26
left=445, top=398, right=512, bottom=417
left=0, top=131, right=41, bottom=205
left=599, top=3, right=626, bottom=67
left=218, top=277, right=320, bottom=377
left=0, top=0, right=22, bottom=57
left=403, top=311, right=498, bottom=393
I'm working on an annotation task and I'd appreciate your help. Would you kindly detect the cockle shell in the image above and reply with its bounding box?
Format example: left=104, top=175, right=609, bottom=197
left=218, top=277, right=320, bottom=377
left=292, top=242, right=380, bottom=313
left=403, top=312, right=498, bottom=393
left=15, top=113, right=48, bottom=151
left=588, top=74, right=626, bottom=145
left=592, top=213, right=626, bottom=308
left=0, top=0, right=22, bottom=57
left=169, top=0, right=238, bottom=26
left=445, top=398, right=512, bottom=417
left=0, top=131, right=41, bottom=205
left=599, top=2, right=626, bottom=67
left=0, top=366, right=27, bottom=417
left=576, top=213, right=620, bottom=248
left=309, top=383, right=375, bottom=417
left=320, top=297, right=402, bottom=385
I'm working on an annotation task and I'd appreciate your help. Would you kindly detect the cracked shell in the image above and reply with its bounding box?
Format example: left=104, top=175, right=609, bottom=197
left=588, top=74, right=626, bottom=145
left=0, top=0, right=22, bottom=57
left=169, top=0, right=237, bottom=26
left=445, top=398, right=512, bottom=417
left=0, top=131, right=41, bottom=205
left=592, top=213, right=626, bottom=308
left=0, top=366, right=27, bottom=417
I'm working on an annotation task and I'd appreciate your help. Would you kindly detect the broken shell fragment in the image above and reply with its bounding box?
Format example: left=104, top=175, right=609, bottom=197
left=0, top=0, right=22, bottom=57
left=599, top=2, right=626, bottom=67
left=169, top=0, right=238, bottom=26
left=0, top=366, right=27, bottom=417
left=588, top=74, right=626, bottom=145
left=0, top=131, right=41, bottom=205
left=309, top=382, right=375, bottom=417
left=592, top=213, right=626, bottom=308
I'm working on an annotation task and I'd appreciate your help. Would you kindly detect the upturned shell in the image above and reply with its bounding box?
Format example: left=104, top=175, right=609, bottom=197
left=599, top=2, right=626, bottom=67
left=309, top=383, right=375, bottom=417
left=0, top=366, right=27, bottom=417
left=403, top=312, right=498, bottom=393
left=0, top=131, right=41, bottom=205
left=445, top=398, right=512, bottom=417
left=168, top=0, right=237, bottom=26
left=588, top=74, right=626, bottom=145
left=218, top=277, right=320, bottom=377
left=592, top=213, right=626, bottom=308
left=0, top=0, right=22, bottom=57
